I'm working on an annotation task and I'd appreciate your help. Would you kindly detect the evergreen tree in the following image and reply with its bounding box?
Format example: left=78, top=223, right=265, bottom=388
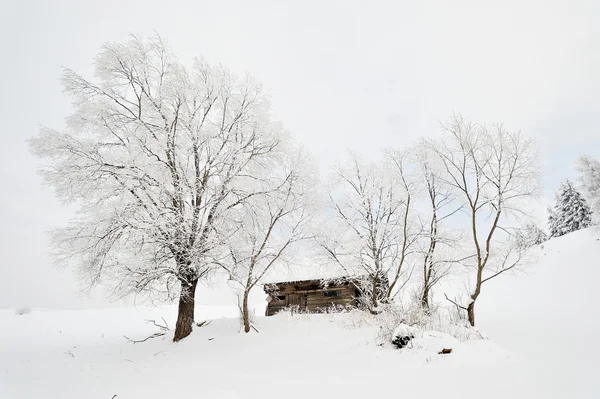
left=516, top=223, right=548, bottom=249
left=548, top=180, right=593, bottom=237
left=547, top=207, right=557, bottom=237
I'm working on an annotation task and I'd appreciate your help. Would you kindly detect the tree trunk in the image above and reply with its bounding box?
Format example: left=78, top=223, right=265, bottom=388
left=369, top=275, right=379, bottom=314
left=173, top=279, right=199, bottom=342
left=467, top=301, right=475, bottom=327
left=468, top=271, right=482, bottom=327
left=421, top=285, right=430, bottom=309
left=242, top=290, right=250, bottom=333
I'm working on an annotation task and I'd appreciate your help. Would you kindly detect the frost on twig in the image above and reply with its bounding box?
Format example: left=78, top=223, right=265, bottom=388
left=444, top=293, right=468, bottom=311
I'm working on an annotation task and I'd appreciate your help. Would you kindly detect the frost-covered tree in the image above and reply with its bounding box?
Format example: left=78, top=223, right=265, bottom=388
left=384, top=149, right=421, bottom=300
left=318, top=152, right=417, bottom=312
left=28, top=35, right=290, bottom=342
left=576, top=155, right=600, bottom=222
left=434, top=115, right=541, bottom=327
left=410, top=140, right=463, bottom=309
left=548, top=180, right=592, bottom=238
left=215, top=148, right=316, bottom=333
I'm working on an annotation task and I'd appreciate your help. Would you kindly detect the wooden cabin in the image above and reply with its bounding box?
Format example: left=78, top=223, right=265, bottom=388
left=263, top=277, right=362, bottom=316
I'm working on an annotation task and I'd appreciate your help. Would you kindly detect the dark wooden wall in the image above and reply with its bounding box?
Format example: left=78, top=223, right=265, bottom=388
left=265, top=280, right=359, bottom=316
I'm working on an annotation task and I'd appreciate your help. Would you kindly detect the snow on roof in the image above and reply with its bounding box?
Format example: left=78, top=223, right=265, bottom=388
left=260, top=257, right=358, bottom=285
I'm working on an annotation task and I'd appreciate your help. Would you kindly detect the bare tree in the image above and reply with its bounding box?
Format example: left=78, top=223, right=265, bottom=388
left=28, top=35, right=288, bottom=341
left=410, top=141, right=463, bottom=309
left=385, top=149, right=421, bottom=300
left=434, top=115, right=540, bottom=326
left=318, top=152, right=416, bottom=312
left=215, top=149, right=315, bottom=332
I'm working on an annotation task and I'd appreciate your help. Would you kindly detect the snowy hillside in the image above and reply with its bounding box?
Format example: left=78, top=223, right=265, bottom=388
left=479, top=226, right=600, bottom=388
left=1, top=228, right=599, bottom=398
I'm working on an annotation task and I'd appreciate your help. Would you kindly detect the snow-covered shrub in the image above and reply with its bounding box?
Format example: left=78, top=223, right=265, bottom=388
left=316, top=304, right=355, bottom=314
left=362, top=301, right=481, bottom=347
left=391, top=324, right=417, bottom=348
left=549, top=180, right=593, bottom=237
left=15, top=307, right=31, bottom=316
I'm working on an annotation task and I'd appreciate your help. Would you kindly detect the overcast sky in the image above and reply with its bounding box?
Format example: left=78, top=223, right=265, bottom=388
left=1, top=0, right=599, bottom=309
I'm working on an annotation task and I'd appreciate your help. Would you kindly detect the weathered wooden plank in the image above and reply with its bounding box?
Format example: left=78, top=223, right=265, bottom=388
left=265, top=277, right=362, bottom=316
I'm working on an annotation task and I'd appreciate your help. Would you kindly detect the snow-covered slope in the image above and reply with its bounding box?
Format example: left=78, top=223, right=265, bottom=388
left=0, top=309, right=519, bottom=399
left=1, top=228, right=599, bottom=398
left=478, top=226, right=600, bottom=392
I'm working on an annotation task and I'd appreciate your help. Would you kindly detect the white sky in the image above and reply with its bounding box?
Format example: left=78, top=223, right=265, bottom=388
left=1, top=0, right=599, bottom=309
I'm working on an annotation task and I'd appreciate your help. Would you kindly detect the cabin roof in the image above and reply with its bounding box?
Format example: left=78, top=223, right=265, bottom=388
left=264, top=274, right=365, bottom=285
left=264, top=275, right=352, bottom=286
left=260, top=260, right=360, bottom=285
left=263, top=275, right=366, bottom=291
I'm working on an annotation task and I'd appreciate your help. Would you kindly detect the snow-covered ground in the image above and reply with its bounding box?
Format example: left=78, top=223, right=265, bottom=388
left=478, top=227, right=600, bottom=397
left=1, top=228, right=599, bottom=398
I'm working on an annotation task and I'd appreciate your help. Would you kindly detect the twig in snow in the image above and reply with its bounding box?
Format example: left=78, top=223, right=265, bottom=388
left=123, top=331, right=166, bottom=344
left=196, top=320, right=212, bottom=328
left=124, top=317, right=169, bottom=343
left=145, top=317, right=169, bottom=331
